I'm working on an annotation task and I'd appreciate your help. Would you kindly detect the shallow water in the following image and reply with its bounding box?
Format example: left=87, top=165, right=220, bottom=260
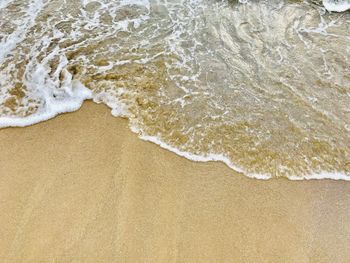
left=0, top=0, right=349, bottom=179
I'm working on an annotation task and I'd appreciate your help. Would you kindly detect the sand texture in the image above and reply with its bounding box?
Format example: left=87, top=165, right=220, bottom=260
left=1, top=102, right=350, bottom=263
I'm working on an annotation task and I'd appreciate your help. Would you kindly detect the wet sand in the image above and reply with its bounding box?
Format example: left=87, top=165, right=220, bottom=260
left=1, top=101, right=350, bottom=263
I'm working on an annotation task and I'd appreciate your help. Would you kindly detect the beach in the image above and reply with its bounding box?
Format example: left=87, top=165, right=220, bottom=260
left=1, top=101, right=350, bottom=262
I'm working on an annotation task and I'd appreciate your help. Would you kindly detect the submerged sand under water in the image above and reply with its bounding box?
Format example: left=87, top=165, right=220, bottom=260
left=0, top=0, right=349, bottom=179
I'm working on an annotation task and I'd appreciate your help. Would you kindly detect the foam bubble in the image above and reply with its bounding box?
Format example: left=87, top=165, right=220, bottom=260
left=138, top=133, right=350, bottom=181
left=139, top=133, right=272, bottom=180
left=0, top=0, right=45, bottom=62
left=0, top=79, right=92, bottom=128
left=323, top=0, right=350, bottom=12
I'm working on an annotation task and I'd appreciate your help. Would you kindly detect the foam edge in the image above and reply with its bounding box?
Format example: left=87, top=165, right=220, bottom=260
left=138, top=134, right=350, bottom=181
left=0, top=81, right=92, bottom=128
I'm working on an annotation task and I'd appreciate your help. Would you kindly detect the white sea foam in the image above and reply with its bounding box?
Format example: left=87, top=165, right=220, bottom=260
left=323, top=0, right=350, bottom=12
left=0, top=0, right=45, bottom=62
left=138, top=133, right=350, bottom=181
left=239, top=0, right=350, bottom=12
left=0, top=81, right=92, bottom=128
left=288, top=172, right=350, bottom=181
left=138, top=133, right=272, bottom=180
left=0, top=0, right=13, bottom=10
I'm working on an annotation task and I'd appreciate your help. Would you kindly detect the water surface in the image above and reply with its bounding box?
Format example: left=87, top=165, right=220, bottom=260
left=0, top=0, right=349, bottom=179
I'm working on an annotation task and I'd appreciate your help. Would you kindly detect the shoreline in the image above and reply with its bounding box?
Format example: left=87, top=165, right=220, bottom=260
left=1, top=100, right=349, bottom=181
left=1, top=101, right=350, bottom=262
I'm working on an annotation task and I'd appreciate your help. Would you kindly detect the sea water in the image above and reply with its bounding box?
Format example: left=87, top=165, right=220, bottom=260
left=0, top=0, right=349, bottom=180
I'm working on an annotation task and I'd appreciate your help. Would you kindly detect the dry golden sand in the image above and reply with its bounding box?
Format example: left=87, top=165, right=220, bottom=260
left=1, top=101, right=350, bottom=263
